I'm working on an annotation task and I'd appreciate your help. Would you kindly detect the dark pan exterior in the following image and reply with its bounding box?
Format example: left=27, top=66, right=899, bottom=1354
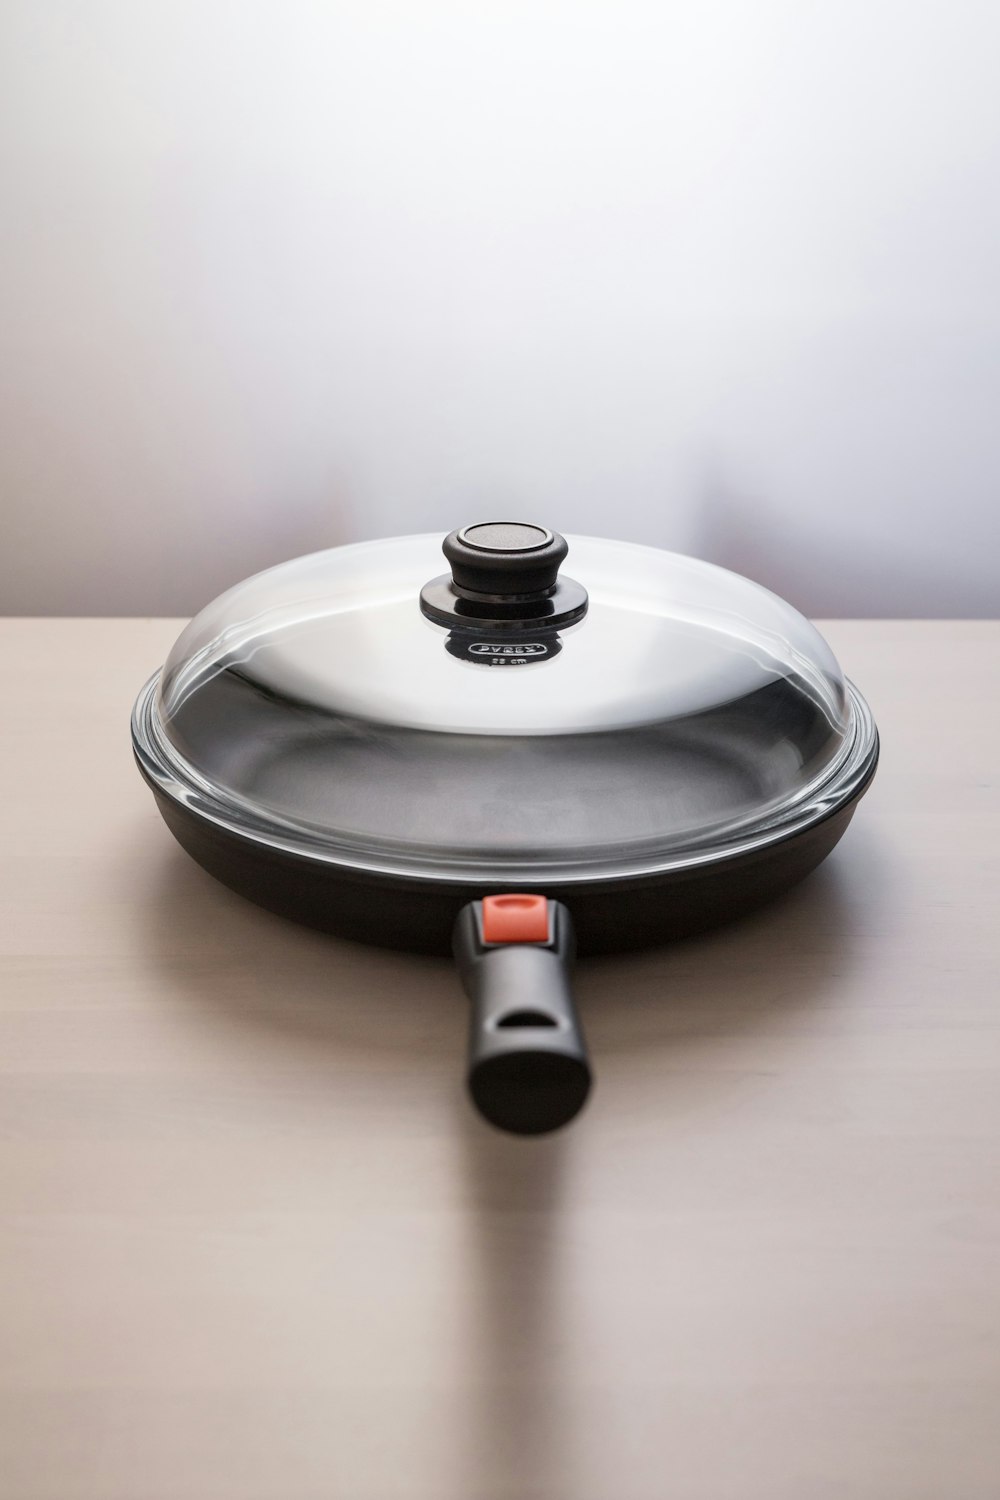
left=141, top=762, right=875, bottom=957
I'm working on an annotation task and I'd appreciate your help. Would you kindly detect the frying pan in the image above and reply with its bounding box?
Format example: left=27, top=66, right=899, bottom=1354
left=132, top=523, right=879, bottom=1134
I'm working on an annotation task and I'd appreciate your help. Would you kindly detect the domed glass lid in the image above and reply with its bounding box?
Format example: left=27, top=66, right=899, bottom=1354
left=132, top=526, right=878, bottom=881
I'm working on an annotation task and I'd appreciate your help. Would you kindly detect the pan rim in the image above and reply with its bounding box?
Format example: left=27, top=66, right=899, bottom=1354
left=132, top=671, right=879, bottom=886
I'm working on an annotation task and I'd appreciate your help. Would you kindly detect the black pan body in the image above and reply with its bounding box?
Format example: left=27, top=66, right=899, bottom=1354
left=140, top=761, right=874, bottom=956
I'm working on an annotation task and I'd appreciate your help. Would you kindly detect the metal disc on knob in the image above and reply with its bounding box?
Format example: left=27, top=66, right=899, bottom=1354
left=458, top=522, right=552, bottom=551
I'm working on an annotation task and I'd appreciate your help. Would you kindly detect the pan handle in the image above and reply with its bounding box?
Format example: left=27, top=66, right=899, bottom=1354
left=452, top=896, right=592, bottom=1135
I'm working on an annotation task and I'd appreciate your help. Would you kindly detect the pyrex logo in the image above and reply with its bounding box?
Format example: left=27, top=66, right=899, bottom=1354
left=468, top=642, right=548, bottom=657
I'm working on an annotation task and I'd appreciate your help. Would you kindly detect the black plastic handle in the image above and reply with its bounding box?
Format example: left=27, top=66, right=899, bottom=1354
left=452, top=898, right=592, bottom=1135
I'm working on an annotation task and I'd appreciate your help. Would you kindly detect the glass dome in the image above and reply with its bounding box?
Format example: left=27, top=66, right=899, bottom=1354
left=132, top=531, right=877, bottom=882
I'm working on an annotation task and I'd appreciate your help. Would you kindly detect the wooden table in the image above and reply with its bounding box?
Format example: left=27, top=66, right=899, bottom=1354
left=1, top=619, right=998, bottom=1500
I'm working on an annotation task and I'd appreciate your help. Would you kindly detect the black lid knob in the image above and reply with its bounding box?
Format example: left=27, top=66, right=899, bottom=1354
left=420, top=520, right=587, bottom=630
left=443, top=522, right=568, bottom=599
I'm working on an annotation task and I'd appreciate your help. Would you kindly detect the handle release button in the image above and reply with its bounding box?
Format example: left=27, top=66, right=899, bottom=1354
left=481, top=894, right=551, bottom=945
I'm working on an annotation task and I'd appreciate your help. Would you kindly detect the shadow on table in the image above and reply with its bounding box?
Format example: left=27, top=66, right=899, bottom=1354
left=451, top=1112, right=578, bottom=1491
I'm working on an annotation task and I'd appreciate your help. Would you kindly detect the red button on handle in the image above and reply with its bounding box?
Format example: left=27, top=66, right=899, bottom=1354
left=482, top=894, right=550, bottom=944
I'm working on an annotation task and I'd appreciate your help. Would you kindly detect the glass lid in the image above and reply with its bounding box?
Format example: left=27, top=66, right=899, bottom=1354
left=132, top=524, right=878, bottom=881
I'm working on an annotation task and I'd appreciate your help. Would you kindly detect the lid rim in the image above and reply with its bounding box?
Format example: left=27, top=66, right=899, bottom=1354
left=132, top=672, right=878, bottom=886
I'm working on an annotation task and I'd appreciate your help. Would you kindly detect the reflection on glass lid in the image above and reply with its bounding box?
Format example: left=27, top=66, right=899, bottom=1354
left=135, top=533, right=875, bottom=879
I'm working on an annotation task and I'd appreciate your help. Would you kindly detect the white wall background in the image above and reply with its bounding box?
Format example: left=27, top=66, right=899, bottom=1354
left=1, top=0, right=998, bottom=617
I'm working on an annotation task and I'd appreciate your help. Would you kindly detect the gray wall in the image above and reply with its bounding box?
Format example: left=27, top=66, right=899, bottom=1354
left=2, top=0, right=998, bottom=618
